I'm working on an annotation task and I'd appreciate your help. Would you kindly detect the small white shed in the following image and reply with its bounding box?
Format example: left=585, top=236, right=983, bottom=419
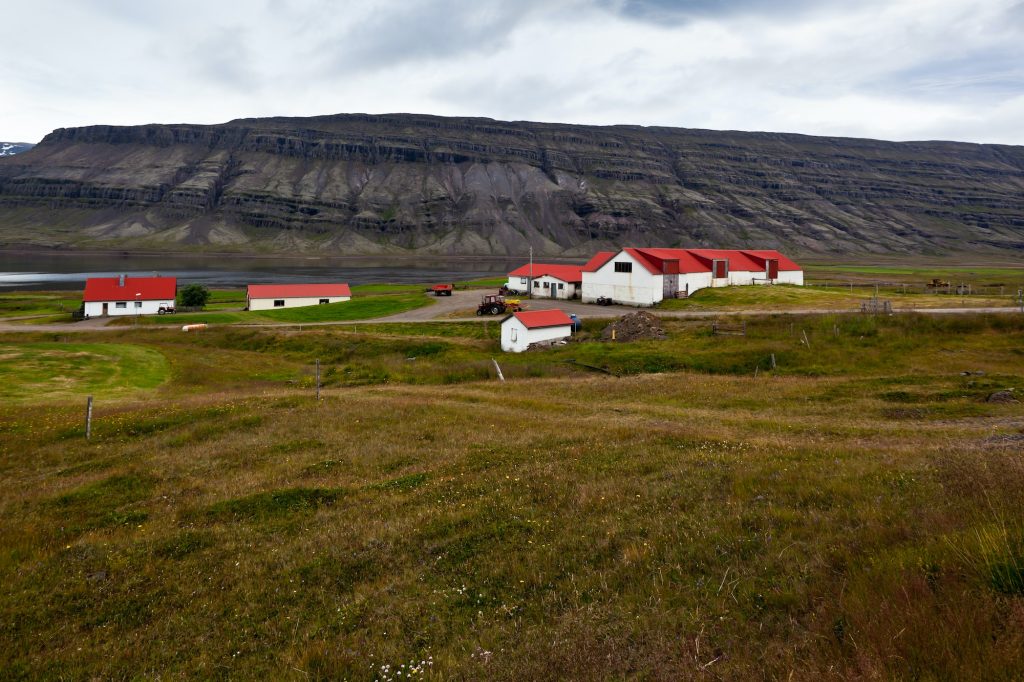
left=500, top=310, right=574, bottom=353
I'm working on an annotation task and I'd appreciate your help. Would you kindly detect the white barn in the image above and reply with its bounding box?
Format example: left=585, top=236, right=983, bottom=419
left=500, top=310, right=574, bottom=353
left=505, top=264, right=584, bottom=299
left=247, top=283, right=351, bottom=311
left=82, top=275, right=177, bottom=317
left=581, top=248, right=803, bottom=306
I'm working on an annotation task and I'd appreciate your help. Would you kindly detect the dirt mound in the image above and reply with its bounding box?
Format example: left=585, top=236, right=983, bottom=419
left=602, top=311, right=666, bottom=342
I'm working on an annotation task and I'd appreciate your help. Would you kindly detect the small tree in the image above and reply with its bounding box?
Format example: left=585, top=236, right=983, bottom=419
left=177, top=284, right=211, bottom=308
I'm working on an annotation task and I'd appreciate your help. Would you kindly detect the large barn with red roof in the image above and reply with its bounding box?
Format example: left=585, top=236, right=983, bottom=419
left=581, top=248, right=803, bottom=306
left=82, top=275, right=177, bottom=317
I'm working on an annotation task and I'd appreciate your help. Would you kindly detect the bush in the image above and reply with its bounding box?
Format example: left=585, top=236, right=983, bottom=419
left=178, top=284, right=211, bottom=308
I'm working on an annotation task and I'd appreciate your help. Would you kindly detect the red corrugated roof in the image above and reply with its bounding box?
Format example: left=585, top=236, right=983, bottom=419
left=247, top=283, right=351, bottom=299
left=511, top=310, right=574, bottom=329
left=740, top=250, right=802, bottom=271
left=82, top=276, right=177, bottom=302
left=632, top=248, right=711, bottom=274
left=686, top=249, right=765, bottom=272
left=508, top=263, right=584, bottom=282
left=581, top=251, right=616, bottom=272
left=591, top=248, right=803, bottom=275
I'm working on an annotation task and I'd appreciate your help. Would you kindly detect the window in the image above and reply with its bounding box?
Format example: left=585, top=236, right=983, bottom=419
left=519, top=277, right=528, bottom=285
left=533, top=281, right=540, bottom=288
left=319, top=298, right=329, bottom=304
left=134, top=301, right=142, bottom=308
left=274, top=299, right=285, bottom=307
left=543, top=282, right=550, bottom=289
left=557, top=283, right=564, bottom=290
left=614, top=262, right=632, bottom=273
left=510, top=328, right=518, bottom=342
left=115, top=302, right=127, bottom=309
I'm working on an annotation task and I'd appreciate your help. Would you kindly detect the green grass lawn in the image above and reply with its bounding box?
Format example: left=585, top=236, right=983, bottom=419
left=0, top=342, right=169, bottom=403
left=0, top=291, right=81, bottom=318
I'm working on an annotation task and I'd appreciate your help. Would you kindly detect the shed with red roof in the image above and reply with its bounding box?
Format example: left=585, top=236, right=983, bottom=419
left=82, top=275, right=177, bottom=317
left=247, top=283, right=351, bottom=311
left=501, top=309, right=575, bottom=353
left=581, top=248, right=802, bottom=306
left=506, top=263, right=585, bottom=299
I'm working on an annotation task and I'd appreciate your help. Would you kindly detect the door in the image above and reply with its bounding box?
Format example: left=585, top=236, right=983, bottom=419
left=713, top=259, right=729, bottom=279
left=766, top=259, right=779, bottom=280
left=102, top=302, right=108, bottom=316
left=662, top=274, right=678, bottom=298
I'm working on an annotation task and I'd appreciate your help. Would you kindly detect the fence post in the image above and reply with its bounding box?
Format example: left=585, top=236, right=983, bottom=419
left=491, top=358, right=505, bottom=382
left=85, top=396, right=93, bottom=440
left=315, top=359, right=321, bottom=400
left=770, top=353, right=777, bottom=369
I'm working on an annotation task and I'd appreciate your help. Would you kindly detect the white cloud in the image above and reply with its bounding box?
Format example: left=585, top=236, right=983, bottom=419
left=0, top=0, right=1021, bottom=144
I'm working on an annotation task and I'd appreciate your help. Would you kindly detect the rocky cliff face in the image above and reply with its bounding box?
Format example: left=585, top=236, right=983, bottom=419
left=0, top=114, right=1022, bottom=256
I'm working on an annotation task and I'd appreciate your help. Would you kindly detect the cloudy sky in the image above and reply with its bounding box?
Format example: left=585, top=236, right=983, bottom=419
left=3, top=0, right=1023, bottom=144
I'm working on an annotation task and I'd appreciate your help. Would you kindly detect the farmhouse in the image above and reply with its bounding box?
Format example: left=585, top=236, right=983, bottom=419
left=501, top=309, right=574, bottom=353
left=247, top=283, right=351, bottom=311
left=505, top=264, right=584, bottom=299
left=82, top=275, right=177, bottom=317
left=582, top=248, right=803, bottom=306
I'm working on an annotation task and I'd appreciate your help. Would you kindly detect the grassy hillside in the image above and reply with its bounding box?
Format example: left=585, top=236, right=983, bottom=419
left=0, top=314, right=1022, bottom=678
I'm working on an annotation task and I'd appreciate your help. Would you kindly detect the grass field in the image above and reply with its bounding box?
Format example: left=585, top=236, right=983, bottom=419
left=115, top=292, right=434, bottom=326
left=0, top=314, right=1022, bottom=678
left=0, top=342, right=169, bottom=403
left=0, top=291, right=81, bottom=318
left=657, top=283, right=1017, bottom=312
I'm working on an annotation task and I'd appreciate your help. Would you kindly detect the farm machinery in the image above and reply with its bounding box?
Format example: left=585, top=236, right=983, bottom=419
left=476, top=294, right=524, bottom=316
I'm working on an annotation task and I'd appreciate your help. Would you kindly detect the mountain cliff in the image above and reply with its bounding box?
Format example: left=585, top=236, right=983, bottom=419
left=0, top=113, right=1022, bottom=257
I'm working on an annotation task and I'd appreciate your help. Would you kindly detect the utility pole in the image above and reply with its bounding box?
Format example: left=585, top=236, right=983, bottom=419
left=529, top=246, right=534, bottom=299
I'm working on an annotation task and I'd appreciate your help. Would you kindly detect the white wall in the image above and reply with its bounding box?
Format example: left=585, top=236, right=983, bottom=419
left=84, top=299, right=175, bottom=317
left=776, top=270, right=804, bottom=285
left=501, top=318, right=572, bottom=353
left=531, top=275, right=577, bottom=299
left=505, top=275, right=530, bottom=293
left=581, top=251, right=663, bottom=306
left=249, top=295, right=351, bottom=311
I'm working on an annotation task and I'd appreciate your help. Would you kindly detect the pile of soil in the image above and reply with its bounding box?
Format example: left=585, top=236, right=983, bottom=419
left=602, top=311, right=666, bottom=342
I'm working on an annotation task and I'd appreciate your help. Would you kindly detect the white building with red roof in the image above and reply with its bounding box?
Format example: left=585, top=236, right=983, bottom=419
left=581, top=248, right=803, bottom=306
left=501, top=309, right=574, bottom=353
left=246, top=283, right=351, bottom=311
left=505, top=263, right=585, bottom=299
left=82, top=275, right=177, bottom=317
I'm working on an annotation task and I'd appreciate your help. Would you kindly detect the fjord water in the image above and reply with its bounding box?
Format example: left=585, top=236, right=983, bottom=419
left=0, top=252, right=524, bottom=290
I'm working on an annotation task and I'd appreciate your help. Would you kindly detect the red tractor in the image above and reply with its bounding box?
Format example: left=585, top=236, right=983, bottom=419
left=476, top=294, right=523, bottom=316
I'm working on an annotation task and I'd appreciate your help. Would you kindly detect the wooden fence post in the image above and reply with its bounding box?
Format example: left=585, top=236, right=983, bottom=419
left=770, top=353, right=777, bottom=370
left=491, top=358, right=505, bottom=382
left=315, top=359, right=321, bottom=401
left=85, top=396, right=93, bottom=440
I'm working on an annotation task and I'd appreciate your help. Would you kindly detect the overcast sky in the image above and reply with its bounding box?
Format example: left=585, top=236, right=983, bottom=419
left=3, top=0, right=1023, bottom=144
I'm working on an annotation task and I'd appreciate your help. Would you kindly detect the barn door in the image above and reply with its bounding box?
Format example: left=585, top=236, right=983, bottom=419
left=713, top=259, right=729, bottom=279
left=766, top=259, right=779, bottom=280
left=663, top=274, right=678, bottom=298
